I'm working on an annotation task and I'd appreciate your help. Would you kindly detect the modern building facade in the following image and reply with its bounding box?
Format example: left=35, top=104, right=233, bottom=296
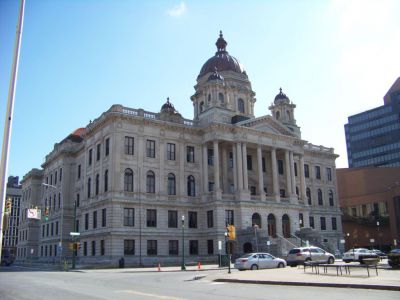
left=337, top=167, right=400, bottom=252
left=345, top=77, right=400, bottom=168
left=17, top=32, right=342, bottom=266
left=2, top=176, right=22, bottom=259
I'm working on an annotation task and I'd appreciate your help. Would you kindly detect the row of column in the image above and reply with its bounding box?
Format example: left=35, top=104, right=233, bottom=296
left=202, top=141, right=307, bottom=202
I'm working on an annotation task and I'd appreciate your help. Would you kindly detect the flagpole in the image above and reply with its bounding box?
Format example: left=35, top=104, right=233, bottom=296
left=0, top=0, right=26, bottom=259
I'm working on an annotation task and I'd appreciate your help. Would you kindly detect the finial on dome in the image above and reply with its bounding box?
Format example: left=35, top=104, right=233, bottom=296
left=216, top=30, right=227, bottom=52
left=167, top=97, right=170, bottom=104
left=279, top=87, right=282, bottom=94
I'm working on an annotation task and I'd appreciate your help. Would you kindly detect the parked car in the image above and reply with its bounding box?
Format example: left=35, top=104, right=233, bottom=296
left=387, top=248, right=400, bottom=268
left=234, top=253, right=286, bottom=270
left=342, top=248, right=379, bottom=263
left=370, top=249, right=386, bottom=258
left=285, top=246, right=335, bottom=267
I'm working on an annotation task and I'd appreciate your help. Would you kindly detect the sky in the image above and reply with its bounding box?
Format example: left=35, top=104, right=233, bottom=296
left=0, top=0, right=399, bottom=180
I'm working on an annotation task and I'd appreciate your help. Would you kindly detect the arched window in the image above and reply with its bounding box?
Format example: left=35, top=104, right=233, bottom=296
left=167, top=173, right=176, bottom=195
left=218, top=92, right=224, bottom=103
left=276, top=111, right=280, bottom=119
left=282, top=214, right=290, bottom=238
left=306, top=187, right=311, bottom=205
left=329, top=190, right=334, bottom=206
left=95, top=174, right=99, bottom=195
left=124, top=168, right=133, bottom=192
left=238, top=98, right=245, bottom=113
left=187, top=175, right=195, bottom=197
left=252, top=213, right=261, bottom=228
left=146, top=171, right=155, bottom=193
left=104, top=170, right=108, bottom=192
left=295, top=186, right=299, bottom=197
left=318, top=189, right=323, bottom=205
left=200, top=101, right=204, bottom=113
left=267, top=214, right=276, bottom=237
left=87, top=177, right=91, bottom=198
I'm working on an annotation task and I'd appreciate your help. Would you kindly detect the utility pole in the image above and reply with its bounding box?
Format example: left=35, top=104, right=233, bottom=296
left=0, top=0, right=25, bottom=260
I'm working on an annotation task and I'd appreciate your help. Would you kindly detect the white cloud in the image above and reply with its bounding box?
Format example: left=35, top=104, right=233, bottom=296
left=166, top=2, right=187, bottom=17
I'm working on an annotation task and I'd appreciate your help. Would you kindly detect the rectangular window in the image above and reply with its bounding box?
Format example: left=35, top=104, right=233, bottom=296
left=91, top=240, right=96, bottom=256
left=229, top=152, right=234, bottom=168
left=56, top=221, right=59, bottom=235
left=169, top=240, right=179, bottom=255
left=147, top=240, right=157, bottom=256
left=247, top=155, right=253, bottom=170
left=124, top=240, right=135, bottom=255
left=147, top=209, right=157, bottom=227
left=315, top=166, right=321, bottom=179
left=280, top=189, right=286, bottom=198
left=168, top=210, right=178, bottom=228
left=55, top=171, right=57, bottom=184
left=208, top=181, right=214, bottom=192
left=51, top=223, right=54, bottom=236
left=332, top=217, right=337, bottom=230
left=46, top=224, right=49, bottom=236
left=101, top=240, right=105, bottom=256
left=102, top=208, right=106, bottom=227
left=225, top=210, right=234, bottom=225
left=207, top=210, right=214, bottom=228
left=76, top=220, right=79, bottom=233
left=188, top=211, right=197, bottom=228
left=309, top=216, right=314, bottom=229
left=189, top=240, right=198, bottom=255
left=125, top=136, right=134, bottom=155
left=250, top=186, right=256, bottom=195
left=320, top=217, right=326, bottom=230
left=88, top=149, right=92, bottom=166
left=124, top=208, right=134, bottom=226
left=207, top=149, right=214, bottom=165
left=96, top=144, right=101, bottom=161
left=105, top=138, right=110, bottom=156
left=326, top=167, right=332, bottom=181
left=167, top=143, right=176, bottom=160
left=85, top=213, right=89, bottom=230
left=187, top=146, right=195, bottom=163
left=207, top=240, right=214, bottom=255
left=294, top=163, right=298, bottom=177
left=76, top=193, right=80, bottom=208
left=83, top=241, right=87, bottom=256
left=93, top=211, right=97, bottom=229
left=59, top=168, right=62, bottom=181
left=146, top=139, right=155, bottom=158
left=304, top=164, right=309, bottom=178
left=278, top=160, right=284, bottom=175
left=77, top=164, right=81, bottom=180
left=262, top=157, right=266, bottom=172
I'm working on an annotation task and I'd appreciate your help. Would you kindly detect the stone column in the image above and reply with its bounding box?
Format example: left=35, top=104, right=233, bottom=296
left=289, top=151, right=297, bottom=197
left=299, top=155, right=307, bottom=202
left=202, top=144, right=208, bottom=193
left=242, top=143, right=248, bottom=191
left=236, top=142, right=243, bottom=191
left=232, top=144, right=237, bottom=193
left=285, top=150, right=292, bottom=197
left=257, top=145, right=264, bottom=200
left=213, top=140, right=220, bottom=192
left=137, top=136, right=144, bottom=194
left=179, top=143, right=185, bottom=196
left=222, top=146, right=228, bottom=193
left=271, top=148, right=279, bottom=201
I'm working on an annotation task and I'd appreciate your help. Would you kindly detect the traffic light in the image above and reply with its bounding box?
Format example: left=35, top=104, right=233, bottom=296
left=77, top=242, right=81, bottom=250
left=44, top=207, right=49, bottom=221
left=226, top=225, right=236, bottom=240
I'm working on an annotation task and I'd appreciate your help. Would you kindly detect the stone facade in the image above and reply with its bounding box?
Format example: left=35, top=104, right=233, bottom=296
left=17, top=32, right=342, bottom=266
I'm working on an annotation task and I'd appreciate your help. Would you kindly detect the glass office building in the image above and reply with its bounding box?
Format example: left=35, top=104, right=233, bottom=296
left=345, top=78, right=400, bottom=168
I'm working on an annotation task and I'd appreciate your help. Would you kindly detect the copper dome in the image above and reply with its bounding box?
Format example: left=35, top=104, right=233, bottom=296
left=198, top=31, right=245, bottom=78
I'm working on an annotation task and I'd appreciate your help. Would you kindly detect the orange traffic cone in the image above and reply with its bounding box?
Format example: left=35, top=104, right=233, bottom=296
left=197, top=262, right=202, bottom=270
left=158, top=263, right=161, bottom=272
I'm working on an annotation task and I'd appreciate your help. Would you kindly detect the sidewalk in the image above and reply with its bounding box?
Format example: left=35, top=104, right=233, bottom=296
left=208, top=264, right=400, bottom=291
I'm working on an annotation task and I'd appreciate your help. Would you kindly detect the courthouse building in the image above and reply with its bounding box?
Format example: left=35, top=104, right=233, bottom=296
left=17, top=32, right=342, bottom=266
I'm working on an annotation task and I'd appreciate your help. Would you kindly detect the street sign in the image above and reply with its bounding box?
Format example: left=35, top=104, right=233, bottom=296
left=340, top=239, right=345, bottom=244
left=218, top=241, right=222, bottom=250
left=70, top=232, right=80, bottom=236
left=370, top=239, right=375, bottom=243
left=266, top=241, right=271, bottom=246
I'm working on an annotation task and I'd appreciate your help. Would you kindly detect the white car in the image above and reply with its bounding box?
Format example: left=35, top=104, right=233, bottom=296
left=234, top=253, right=287, bottom=270
left=342, top=248, right=379, bottom=263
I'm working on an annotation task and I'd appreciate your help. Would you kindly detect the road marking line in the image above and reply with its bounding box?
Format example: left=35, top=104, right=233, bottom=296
left=117, top=289, right=186, bottom=300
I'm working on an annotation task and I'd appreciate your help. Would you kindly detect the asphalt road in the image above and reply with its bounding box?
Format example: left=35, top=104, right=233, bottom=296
left=0, top=266, right=398, bottom=300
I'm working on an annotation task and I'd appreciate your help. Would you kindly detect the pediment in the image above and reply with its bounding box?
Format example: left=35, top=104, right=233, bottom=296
left=237, top=115, right=296, bottom=137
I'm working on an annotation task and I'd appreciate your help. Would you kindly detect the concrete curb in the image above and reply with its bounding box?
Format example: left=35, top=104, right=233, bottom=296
left=213, top=278, right=400, bottom=291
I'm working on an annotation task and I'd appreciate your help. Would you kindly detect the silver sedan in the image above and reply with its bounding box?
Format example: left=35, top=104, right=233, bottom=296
left=234, top=253, right=287, bottom=270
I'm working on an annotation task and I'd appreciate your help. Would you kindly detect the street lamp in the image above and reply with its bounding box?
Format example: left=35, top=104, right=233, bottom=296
left=299, top=219, right=303, bottom=247
left=181, top=215, right=186, bottom=270
left=253, top=224, right=259, bottom=252
left=376, top=221, right=380, bottom=251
